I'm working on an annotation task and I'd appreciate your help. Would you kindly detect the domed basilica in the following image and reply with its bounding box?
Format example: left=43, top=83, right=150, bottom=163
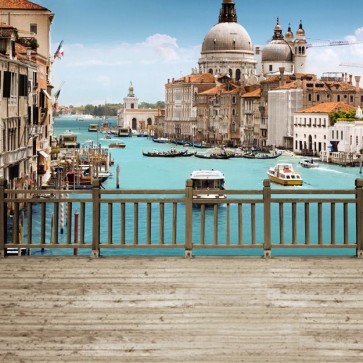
left=198, top=0, right=308, bottom=81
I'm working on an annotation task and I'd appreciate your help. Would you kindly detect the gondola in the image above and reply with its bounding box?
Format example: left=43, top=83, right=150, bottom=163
left=142, top=150, right=189, bottom=157
left=194, top=153, right=232, bottom=160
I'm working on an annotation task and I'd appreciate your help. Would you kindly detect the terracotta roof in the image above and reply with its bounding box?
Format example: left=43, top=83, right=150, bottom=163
left=296, top=102, right=356, bottom=114
left=0, top=0, right=49, bottom=10
left=242, top=88, right=261, bottom=98
left=0, top=24, right=17, bottom=38
left=174, top=73, right=215, bottom=84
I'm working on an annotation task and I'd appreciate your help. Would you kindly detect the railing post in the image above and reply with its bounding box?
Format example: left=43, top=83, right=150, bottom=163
left=0, top=179, right=7, bottom=258
left=355, top=179, right=363, bottom=258
left=91, top=179, right=101, bottom=257
left=263, top=179, right=272, bottom=258
left=185, top=179, right=193, bottom=257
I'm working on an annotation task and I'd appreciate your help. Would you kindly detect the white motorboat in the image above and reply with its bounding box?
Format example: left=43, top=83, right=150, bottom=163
left=299, top=159, right=319, bottom=168
left=190, top=169, right=226, bottom=201
left=267, top=163, right=303, bottom=186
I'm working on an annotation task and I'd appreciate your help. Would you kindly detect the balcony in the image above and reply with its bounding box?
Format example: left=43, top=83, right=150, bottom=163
left=3, top=146, right=34, bottom=165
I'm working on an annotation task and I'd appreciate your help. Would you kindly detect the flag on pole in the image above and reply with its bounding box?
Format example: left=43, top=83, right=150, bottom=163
left=54, top=40, right=64, bottom=59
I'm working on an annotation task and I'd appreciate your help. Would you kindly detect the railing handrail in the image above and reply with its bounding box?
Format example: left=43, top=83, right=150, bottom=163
left=1, top=177, right=363, bottom=258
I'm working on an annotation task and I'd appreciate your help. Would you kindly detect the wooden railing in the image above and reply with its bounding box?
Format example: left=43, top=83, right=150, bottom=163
left=1, top=177, right=363, bottom=258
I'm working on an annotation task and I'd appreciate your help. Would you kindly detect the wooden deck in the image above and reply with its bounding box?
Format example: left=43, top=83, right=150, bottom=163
left=1, top=256, right=363, bottom=362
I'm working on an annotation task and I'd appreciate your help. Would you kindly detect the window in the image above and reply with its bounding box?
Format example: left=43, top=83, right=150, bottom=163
left=317, top=94, right=320, bottom=102
left=30, top=23, right=37, bottom=34
left=269, top=65, right=273, bottom=72
left=337, top=95, right=341, bottom=102
left=341, top=131, right=343, bottom=140
left=308, top=94, right=312, bottom=101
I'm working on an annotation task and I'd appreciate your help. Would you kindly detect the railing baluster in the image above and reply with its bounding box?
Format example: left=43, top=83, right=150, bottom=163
left=54, top=202, right=59, bottom=244
left=200, top=204, right=205, bottom=245
left=331, top=202, right=335, bottom=245
left=279, top=203, right=284, bottom=244
left=160, top=202, right=164, bottom=245
left=305, top=202, right=310, bottom=245
left=121, top=202, right=126, bottom=245
left=67, top=202, right=72, bottom=245
left=147, top=202, right=151, bottom=245
left=238, top=203, right=243, bottom=245
left=134, top=203, right=139, bottom=245
left=344, top=202, right=348, bottom=245
left=172, top=203, right=177, bottom=245
left=41, top=202, right=46, bottom=245
left=318, top=202, right=322, bottom=245
left=292, top=202, right=297, bottom=245
left=80, top=202, right=85, bottom=244
left=108, top=202, right=113, bottom=245
left=213, top=204, right=218, bottom=245
left=226, top=203, right=230, bottom=246
left=251, top=203, right=256, bottom=245
left=27, top=202, right=32, bottom=246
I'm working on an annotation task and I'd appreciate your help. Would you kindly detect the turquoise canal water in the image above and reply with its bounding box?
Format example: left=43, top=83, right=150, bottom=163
left=28, top=117, right=362, bottom=257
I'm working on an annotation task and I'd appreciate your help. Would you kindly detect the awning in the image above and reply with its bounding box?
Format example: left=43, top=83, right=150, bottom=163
left=42, top=89, right=52, bottom=100
left=38, top=150, right=49, bottom=159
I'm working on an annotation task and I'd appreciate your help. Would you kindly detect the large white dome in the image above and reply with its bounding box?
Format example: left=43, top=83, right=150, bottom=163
left=201, top=22, right=253, bottom=53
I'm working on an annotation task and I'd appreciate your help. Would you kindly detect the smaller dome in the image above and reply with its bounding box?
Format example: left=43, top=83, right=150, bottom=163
left=262, top=40, right=293, bottom=62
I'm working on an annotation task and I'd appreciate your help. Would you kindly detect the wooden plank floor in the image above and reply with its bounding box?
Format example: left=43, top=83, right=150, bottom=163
left=1, top=256, right=363, bottom=362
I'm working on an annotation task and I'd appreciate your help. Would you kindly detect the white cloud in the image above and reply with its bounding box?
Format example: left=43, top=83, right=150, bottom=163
left=52, top=34, right=200, bottom=105
left=307, top=28, right=363, bottom=82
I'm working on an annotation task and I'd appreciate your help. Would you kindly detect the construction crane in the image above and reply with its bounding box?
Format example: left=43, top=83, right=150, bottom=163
left=307, top=40, right=363, bottom=48
left=339, top=63, right=363, bottom=68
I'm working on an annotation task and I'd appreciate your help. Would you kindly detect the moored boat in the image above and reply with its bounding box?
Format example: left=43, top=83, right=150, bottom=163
left=108, top=142, right=126, bottom=148
left=152, top=137, right=169, bottom=143
left=142, top=148, right=192, bottom=157
left=88, top=124, right=98, bottom=132
left=190, top=169, right=226, bottom=202
left=267, top=163, right=303, bottom=186
left=58, top=131, right=80, bottom=149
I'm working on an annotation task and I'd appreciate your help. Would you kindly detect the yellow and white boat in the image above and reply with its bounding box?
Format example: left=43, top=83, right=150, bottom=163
left=267, top=163, right=303, bottom=186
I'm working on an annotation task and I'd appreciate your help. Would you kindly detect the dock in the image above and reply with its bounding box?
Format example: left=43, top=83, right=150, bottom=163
left=1, top=256, right=363, bottom=362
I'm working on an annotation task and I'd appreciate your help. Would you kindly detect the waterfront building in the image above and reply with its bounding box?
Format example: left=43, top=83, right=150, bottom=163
left=0, top=0, right=55, bottom=188
left=196, top=75, right=244, bottom=145
left=241, top=87, right=262, bottom=147
left=0, top=24, right=38, bottom=190
left=117, top=82, right=163, bottom=135
left=293, top=101, right=356, bottom=155
left=164, top=73, right=215, bottom=140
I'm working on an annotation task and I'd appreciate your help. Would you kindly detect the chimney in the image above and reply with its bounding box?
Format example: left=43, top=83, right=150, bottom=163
left=355, top=75, right=361, bottom=89
left=349, top=74, right=353, bottom=85
left=279, top=67, right=285, bottom=87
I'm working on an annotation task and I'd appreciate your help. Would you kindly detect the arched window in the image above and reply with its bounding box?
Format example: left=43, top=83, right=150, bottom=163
left=236, top=69, right=241, bottom=81
left=209, top=68, right=213, bottom=75
left=147, top=118, right=152, bottom=126
left=229, top=69, right=233, bottom=78
left=132, top=118, right=137, bottom=130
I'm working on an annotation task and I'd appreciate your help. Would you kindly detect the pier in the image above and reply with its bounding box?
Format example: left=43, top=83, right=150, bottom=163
left=1, top=256, right=363, bottom=362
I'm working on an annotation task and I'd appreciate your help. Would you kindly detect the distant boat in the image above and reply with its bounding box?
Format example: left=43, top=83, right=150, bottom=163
left=152, top=137, right=169, bottom=143
left=88, top=124, right=98, bottom=132
left=108, top=142, right=126, bottom=148
left=117, top=127, right=132, bottom=137
left=299, top=159, right=319, bottom=168
left=142, top=149, right=195, bottom=157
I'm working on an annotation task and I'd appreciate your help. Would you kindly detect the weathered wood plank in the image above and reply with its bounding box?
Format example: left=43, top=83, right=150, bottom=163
left=0, top=257, right=363, bottom=362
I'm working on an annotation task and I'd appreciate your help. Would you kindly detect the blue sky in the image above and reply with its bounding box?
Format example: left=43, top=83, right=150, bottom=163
left=37, top=0, right=363, bottom=106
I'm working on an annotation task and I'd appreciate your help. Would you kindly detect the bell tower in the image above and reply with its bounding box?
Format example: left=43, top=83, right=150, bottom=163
left=123, top=82, right=139, bottom=110
left=219, top=0, right=237, bottom=23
